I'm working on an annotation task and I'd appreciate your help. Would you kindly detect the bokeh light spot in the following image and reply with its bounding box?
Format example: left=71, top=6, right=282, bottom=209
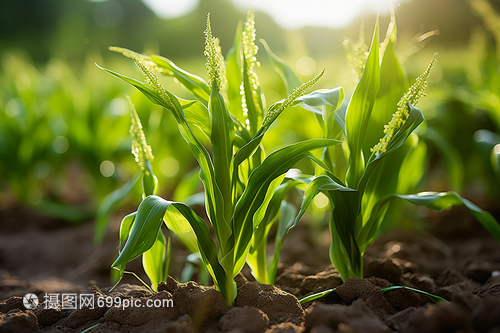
left=100, top=160, right=115, bottom=177
left=52, top=136, right=69, bottom=154
left=160, top=157, right=179, bottom=178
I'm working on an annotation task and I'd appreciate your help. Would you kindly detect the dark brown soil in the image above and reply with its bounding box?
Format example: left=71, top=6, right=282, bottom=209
left=1, top=205, right=500, bottom=332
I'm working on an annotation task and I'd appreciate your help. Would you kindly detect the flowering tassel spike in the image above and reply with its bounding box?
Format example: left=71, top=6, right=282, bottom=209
left=242, top=8, right=262, bottom=115
left=204, top=14, right=227, bottom=91
left=371, top=54, right=437, bottom=154
left=128, top=96, right=154, bottom=172
left=261, top=69, right=325, bottom=129
left=134, top=57, right=174, bottom=110
left=343, top=23, right=369, bottom=83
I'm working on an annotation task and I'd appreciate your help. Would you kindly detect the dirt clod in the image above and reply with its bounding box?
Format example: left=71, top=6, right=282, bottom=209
left=304, top=300, right=391, bottom=333
left=235, top=282, right=304, bottom=325
left=364, top=257, right=404, bottom=283
left=34, top=306, right=69, bottom=326
left=335, top=278, right=395, bottom=319
left=219, top=306, right=269, bottom=333
left=173, top=280, right=229, bottom=329
left=0, top=309, right=38, bottom=333
left=402, top=302, right=474, bottom=333
left=0, top=296, right=24, bottom=313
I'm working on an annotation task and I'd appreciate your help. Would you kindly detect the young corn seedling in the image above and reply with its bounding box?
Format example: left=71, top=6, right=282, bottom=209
left=290, top=18, right=500, bottom=283
left=98, top=10, right=342, bottom=305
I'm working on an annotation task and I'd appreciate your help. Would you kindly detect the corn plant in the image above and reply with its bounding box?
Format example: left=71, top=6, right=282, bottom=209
left=99, top=10, right=342, bottom=305
left=291, top=19, right=500, bottom=282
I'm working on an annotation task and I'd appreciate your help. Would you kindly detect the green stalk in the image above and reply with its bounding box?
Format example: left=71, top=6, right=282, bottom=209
left=224, top=275, right=237, bottom=306
left=255, top=228, right=269, bottom=284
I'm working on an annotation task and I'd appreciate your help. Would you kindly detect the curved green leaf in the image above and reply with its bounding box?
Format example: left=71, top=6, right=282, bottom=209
left=345, top=20, right=380, bottom=188
left=94, top=172, right=141, bottom=244
left=179, top=99, right=211, bottom=137
left=119, top=212, right=137, bottom=253
left=113, top=196, right=166, bottom=267
left=142, top=229, right=167, bottom=291
left=421, top=128, right=464, bottom=191
left=293, top=88, right=344, bottom=116
left=345, top=19, right=380, bottom=188
left=260, top=39, right=302, bottom=94
left=382, top=286, right=448, bottom=304
left=113, top=195, right=230, bottom=299
left=150, top=54, right=210, bottom=105
left=395, top=192, right=500, bottom=241
left=233, top=139, right=342, bottom=271
left=362, top=29, right=407, bottom=158
left=361, top=191, right=500, bottom=245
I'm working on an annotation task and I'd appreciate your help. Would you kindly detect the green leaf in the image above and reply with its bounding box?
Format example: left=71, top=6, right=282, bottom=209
left=294, top=175, right=362, bottom=280
left=163, top=206, right=199, bottom=253
left=113, top=196, right=167, bottom=267
left=233, top=76, right=327, bottom=171
left=299, top=287, right=336, bottom=304
left=261, top=180, right=301, bottom=228
left=142, top=229, right=167, bottom=291
left=80, top=323, right=101, bottom=333
left=421, top=128, right=464, bottom=191
left=334, top=104, right=347, bottom=137
left=99, top=62, right=226, bottom=263
left=293, top=88, right=344, bottom=120
left=382, top=286, right=448, bottom=304
left=294, top=175, right=349, bottom=228
left=359, top=133, right=419, bottom=243
left=260, top=39, right=302, bottom=94
left=99, top=65, right=212, bottom=139
left=358, top=104, right=425, bottom=195
left=268, top=200, right=297, bottom=284
left=233, top=139, right=342, bottom=273
left=119, top=212, right=137, bottom=253
left=173, top=202, right=234, bottom=301
left=394, top=192, right=500, bottom=241
left=179, top=99, right=211, bottom=138
left=94, top=173, right=142, bottom=244
left=252, top=174, right=287, bottom=230
left=361, top=30, right=407, bottom=158
left=172, top=168, right=202, bottom=203
left=113, top=195, right=231, bottom=300
left=97, top=64, right=171, bottom=109
left=209, top=86, right=235, bottom=250
left=327, top=188, right=362, bottom=279
left=396, top=137, right=427, bottom=194
left=150, top=55, right=211, bottom=105
left=345, top=20, right=380, bottom=188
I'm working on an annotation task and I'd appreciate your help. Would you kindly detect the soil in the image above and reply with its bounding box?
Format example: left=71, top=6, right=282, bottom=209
left=1, top=204, right=500, bottom=332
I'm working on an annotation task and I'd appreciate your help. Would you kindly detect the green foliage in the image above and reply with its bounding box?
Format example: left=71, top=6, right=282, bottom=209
left=101, top=10, right=341, bottom=304
left=0, top=52, right=140, bottom=217
left=288, top=18, right=500, bottom=281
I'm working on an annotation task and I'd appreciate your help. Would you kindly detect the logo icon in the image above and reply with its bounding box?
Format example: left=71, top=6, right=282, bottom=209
left=23, top=293, right=39, bottom=309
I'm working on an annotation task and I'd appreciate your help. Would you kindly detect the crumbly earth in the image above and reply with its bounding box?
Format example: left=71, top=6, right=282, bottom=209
left=1, top=205, right=500, bottom=332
